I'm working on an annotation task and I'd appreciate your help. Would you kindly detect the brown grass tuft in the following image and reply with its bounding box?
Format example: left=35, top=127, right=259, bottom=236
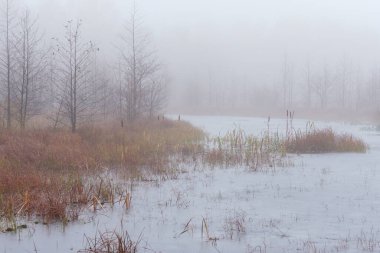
left=285, top=128, right=367, bottom=154
left=79, top=229, right=140, bottom=253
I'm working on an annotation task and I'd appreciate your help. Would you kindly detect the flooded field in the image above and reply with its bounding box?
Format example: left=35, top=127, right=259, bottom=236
left=2, top=116, right=380, bottom=253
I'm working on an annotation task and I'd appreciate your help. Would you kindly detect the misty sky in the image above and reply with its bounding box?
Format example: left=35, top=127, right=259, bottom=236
left=15, top=0, right=380, bottom=110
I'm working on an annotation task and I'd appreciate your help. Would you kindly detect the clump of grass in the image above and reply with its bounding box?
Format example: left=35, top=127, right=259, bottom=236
left=201, top=217, right=219, bottom=245
left=204, top=128, right=284, bottom=170
left=80, top=230, right=141, bottom=253
left=223, top=210, right=246, bottom=239
left=285, top=127, right=367, bottom=154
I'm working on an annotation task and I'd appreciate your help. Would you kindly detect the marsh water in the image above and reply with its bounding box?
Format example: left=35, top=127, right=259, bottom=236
left=2, top=115, right=380, bottom=253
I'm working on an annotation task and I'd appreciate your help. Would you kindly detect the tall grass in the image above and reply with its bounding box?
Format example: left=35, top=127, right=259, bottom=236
left=0, top=119, right=204, bottom=228
left=0, top=117, right=368, bottom=229
left=202, top=119, right=367, bottom=170
left=84, top=119, right=204, bottom=172
left=204, top=127, right=285, bottom=170
left=285, top=125, right=367, bottom=154
left=79, top=229, right=140, bottom=253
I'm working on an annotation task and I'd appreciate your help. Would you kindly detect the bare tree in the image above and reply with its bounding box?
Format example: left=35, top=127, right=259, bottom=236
left=282, top=55, right=288, bottom=108
left=282, top=55, right=294, bottom=108
left=304, top=60, right=312, bottom=108
left=337, top=57, right=352, bottom=109
left=0, top=0, right=17, bottom=129
left=89, top=53, right=112, bottom=122
left=145, top=75, right=167, bottom=118
left=54, top=20, right=98, bottom=132
left=120, top=3, right=162, bottom=122
left=13, top=10, right=47, bottom=129
left=312, top=64, right=333, bottom=109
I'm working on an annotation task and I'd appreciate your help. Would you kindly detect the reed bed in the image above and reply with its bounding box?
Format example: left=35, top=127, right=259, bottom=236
left=202, top=121, right=367, bottom=170
left=77, top=120, right=204, bottom=169
left=0, top=117, right=368, bottom=230
left=285, top=125, right=367, bottom=154
left=0, top=119, right=204, bottom=229
left=203, top=128, right=285, bottom=170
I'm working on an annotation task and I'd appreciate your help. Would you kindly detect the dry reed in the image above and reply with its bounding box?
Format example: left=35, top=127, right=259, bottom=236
left=285, top=127, right=367, bottom=154
left=0, top=119, right=204, bottom=228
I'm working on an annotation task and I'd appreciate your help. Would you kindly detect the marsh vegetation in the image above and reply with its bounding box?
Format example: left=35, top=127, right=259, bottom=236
left=0, top=116, right=368, bottom=236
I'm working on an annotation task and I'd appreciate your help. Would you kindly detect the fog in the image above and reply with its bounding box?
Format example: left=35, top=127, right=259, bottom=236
left=13, top=0, right=380, bottom=119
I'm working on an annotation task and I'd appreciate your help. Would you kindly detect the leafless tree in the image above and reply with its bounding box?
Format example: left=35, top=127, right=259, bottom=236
left=336, top=57, right=352, bottom=109
left=119, top=2, right=163, bottom=122
left=46, top=49, right=62, bottom=128
left=0, top=0, right=17, bottom=129
left=304, top=60, right=312, bottom=108
left=13, top=10, right=47, bottom=129
left=53, top=20, right=98, bottom=132
left=89, top=54, right=113, bottom=122
left=282, top=55, right=294, bottom=108
left=312, top=64, right=333, bottom=109
left=145, top=75, right=167, bottom=118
